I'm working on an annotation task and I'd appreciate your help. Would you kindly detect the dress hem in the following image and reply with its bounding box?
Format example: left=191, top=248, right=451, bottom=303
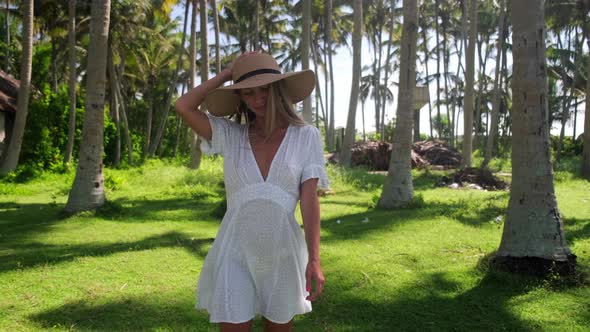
left=195, top=304, right=312, bottom=324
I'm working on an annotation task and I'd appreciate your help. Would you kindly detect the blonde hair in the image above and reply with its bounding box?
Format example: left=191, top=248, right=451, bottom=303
left=234, top=80, right=306, bottom=138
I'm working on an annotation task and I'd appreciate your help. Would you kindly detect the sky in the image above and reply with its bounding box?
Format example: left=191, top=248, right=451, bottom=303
left=171, top=4, right=586, bottom=138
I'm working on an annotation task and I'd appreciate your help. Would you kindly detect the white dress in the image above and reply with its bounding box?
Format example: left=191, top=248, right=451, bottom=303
left=196, top=113, right=329, bottom=324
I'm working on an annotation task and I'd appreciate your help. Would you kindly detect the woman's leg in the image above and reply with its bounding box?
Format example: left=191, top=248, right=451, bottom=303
left=262, top=317, right=294, bottom=332
left=219, top=320, right=253, bottom=332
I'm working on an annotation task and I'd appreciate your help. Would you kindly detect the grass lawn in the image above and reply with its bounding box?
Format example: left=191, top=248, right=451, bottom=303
left=1, top=157, right=589, bottom=331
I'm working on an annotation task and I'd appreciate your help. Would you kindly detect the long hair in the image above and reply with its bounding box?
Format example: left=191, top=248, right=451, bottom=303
left=233, top=80, right=306, bottom=138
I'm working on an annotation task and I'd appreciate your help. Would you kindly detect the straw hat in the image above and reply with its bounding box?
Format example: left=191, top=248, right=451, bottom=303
left=203, top=53, right=315, bottom=116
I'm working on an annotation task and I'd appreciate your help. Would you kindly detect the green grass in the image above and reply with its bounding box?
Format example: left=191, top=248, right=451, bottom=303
left=1, top=157, right=589, bottom=331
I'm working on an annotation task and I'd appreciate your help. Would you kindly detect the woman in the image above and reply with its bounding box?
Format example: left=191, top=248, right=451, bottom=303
left=175, top=52, right=329, bottom=332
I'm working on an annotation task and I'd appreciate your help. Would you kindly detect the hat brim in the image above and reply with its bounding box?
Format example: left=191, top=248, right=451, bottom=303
left=203, top=69, right=316, bottom=117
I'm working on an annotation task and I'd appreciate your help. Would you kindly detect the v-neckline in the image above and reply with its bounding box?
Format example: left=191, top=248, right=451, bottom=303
left=246, top=124, right=291, bottom=183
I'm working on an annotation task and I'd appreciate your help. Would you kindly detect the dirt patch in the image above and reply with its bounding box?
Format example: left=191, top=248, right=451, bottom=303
left=329, top=140, right=462, bottom=170
left=438, top=167, right=509, bottom=191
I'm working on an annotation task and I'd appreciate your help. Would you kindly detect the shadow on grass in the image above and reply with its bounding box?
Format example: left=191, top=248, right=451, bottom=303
left=298, top=271, right=547, bottom=331
left=28, top=261, right=579, bottom=331
left=566, top=217, right=590, bottom=245
left=1, top=231, right=214, bottom=274
left=29, top=295, right=217, bottom=332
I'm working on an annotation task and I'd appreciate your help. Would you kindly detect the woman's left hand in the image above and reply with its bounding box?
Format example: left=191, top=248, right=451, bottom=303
left=305, top=259, right=325, bottom=301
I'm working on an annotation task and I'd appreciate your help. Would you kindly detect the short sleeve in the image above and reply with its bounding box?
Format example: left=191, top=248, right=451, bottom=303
left=301, top=126, right=330, bottom=190
left=200, top=113, right=238, bottom=156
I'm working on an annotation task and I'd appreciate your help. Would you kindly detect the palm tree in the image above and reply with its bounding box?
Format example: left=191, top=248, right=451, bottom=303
left=64, top=0, right=77, bottom=165
left=211, top=0, right=221, bottom=73
left=462, top=0, right=477, bottom=167
left=378, top=0, right=418, bottom=208
left=494, top=0, right=575, bottom=275
left=483, top=0, right=504, bottom=166
left=0, top=0, right=33, bottom=175
left=341, top=0, right=362, bottom=166
left=150, top=0, right=191, bottom=157
left=65, top=0, right=111, bottom=212
left=188, top=0, right=202, bottom=169
left=301, top=0, right=312, bottom=123
left=325, top=0, right=335, bottom=150
left=583, top=29, right=590, bottom=178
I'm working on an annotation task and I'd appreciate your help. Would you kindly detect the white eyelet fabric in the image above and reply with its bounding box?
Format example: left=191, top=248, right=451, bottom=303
left=196, top=113, right=329, bottom=324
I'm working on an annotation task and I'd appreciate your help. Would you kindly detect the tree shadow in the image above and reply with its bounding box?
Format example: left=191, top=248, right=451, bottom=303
left=565, top=217, right=590, bottom=246
left=0, top=231, right=214, bottom=274
left=29, top=295, right=217, bottom=332
left=297, top=257, right=565, bottom=331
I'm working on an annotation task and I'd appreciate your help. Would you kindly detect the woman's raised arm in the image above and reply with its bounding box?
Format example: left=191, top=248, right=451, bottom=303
left=174, top=68, right=232, bottom=140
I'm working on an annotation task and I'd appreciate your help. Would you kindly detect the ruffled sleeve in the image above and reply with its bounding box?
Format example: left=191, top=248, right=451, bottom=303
left=200, top=113, right=237, bottom=156
left=301, top=126, right=330, bottom=190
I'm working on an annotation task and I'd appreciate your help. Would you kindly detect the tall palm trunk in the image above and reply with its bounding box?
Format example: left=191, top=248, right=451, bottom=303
left=64, top=0, right=77, bottom=164
left=149, top=0, right=190, bottom=157
left=434, top=0, right=442, bottom=138
left=4, top=0, right=9, bottom=72
left=188, top=0, right=202, bottom=169
left=301, top=0, right=312, bottom=123
left=112, top=60, right=133, bottom=165
left=495, top=0, right=575, bottom=275
left=325, top=0, right=335, bottom=150
left=253, top=0, right=259, bottom=50
left=581, top=37, right=590, bottom=178
left=462, top=0, right=477, bottom=167
left=442, top=18, right=451, bottom=145
left=484, top=0, right=505, bottom=166
left=107, top=46, right=120, bottom=166
left=0, top=0, right=33, bottom=175
left=210, top=0, right=221, bottom=74
left=65, top=0, right=111, bottom=212
left=311, top=39, right=325, bottom=129
left=381, top=0, right=395, bottom=141
left=555, top=31, right=574, bottom=164
left=378, top=0, right=418, bottom=208
left=421, top=21, right=433, bottom=139
left=341, top=0, right=363, bottom=166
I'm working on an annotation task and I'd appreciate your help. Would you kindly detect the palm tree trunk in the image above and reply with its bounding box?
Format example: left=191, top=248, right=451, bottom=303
left=64, top=0, right=77, bottom=164
left=421, top=22, right=433, bottom=139
left=435, top=0, right=442, bottom=138
left=65, top=0, right=111, bottom=212
left=341, top=0, right=363, bottom=166
left=149, top=0, right=190, bottom=157
left=210, top=0, right=221, bottom=74
left=0, top=0, right=33, bottom=175
left=381, top=0, right=395, bottom=141
left=462, top=0, right=477, bottom=167
left=325, top=0, right=335, bottom=150
left=323, top=36, right=329, bottom=135
left=362, top=101, right=366, bottom=141
left=324, top=0, right=334, bottom=151
left=484, top=0, right=505, bottom=166
left=311, top=39, right=325, bottom=129
left=582, top=42, right=590, bottom=178
left=112, top=62, right=133, bottom=165
left=4, top=0, right=9, bottom=72
left=442, top=20, right=451, bottom=145
left=495, top=0, right=575, bottom=275
left=555, top=30, right=574, bottom=164
left=253, top=0, right=259, bottom=50
left=301, top=0, right=312, bottom=123
left=188, top=0, right=202, bottom=169
left=107, top=46, right=120, bottom=166
left=378, top=0, right=418, bottom=208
